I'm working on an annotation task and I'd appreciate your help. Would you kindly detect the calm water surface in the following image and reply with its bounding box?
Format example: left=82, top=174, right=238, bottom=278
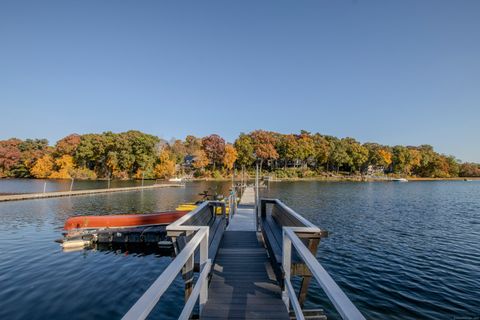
left=0, top=180, right=232, bottom=320
left=0, top=179, right=479, bottom=319
left=262, top=181, right=480, bottom=320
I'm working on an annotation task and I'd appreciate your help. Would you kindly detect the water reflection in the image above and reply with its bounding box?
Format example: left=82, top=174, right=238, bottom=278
left=0, top=181, right=231, bottom=320
left=1, top=180, right=478, bottom=319
left=262, top=181, right=480, bottom=320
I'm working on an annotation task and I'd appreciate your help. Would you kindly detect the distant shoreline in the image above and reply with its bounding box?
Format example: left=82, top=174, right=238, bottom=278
left=1, top=176, right=479, bottom=183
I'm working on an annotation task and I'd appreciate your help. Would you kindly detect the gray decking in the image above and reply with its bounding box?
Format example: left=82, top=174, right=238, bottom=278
left=201, top=187, right=289, bottom=319
left=201, top=231, right=289, bottom=319
left=227, top=206, right=257, bottom=231
left=227, top=187, right=257, bottom=231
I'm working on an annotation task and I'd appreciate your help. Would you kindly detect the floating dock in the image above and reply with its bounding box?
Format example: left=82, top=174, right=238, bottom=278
left=0, top=183, right=184, bottom=202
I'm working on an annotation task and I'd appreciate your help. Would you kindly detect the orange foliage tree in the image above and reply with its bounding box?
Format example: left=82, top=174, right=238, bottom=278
left=31, top=155, right=54, bottom=178
left=154, top=149, right=176, bottom=179
left=49, top=155, right=75, bottom=179
left=193, top=150, right=209, bottom=172
left=223, top=144, right=238, bottom=171
left=378, top=149, right=392, bottom=167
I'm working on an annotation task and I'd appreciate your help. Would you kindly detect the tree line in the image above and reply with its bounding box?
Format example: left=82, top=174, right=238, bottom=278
left=0, top=130, right=478, bottom=179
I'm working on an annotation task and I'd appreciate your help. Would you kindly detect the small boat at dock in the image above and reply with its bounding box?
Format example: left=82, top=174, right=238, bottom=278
left=60, top=210, right=189, bottom=249
left=64, top=211, right=188, bottom=231
left=391, top=178, right=408, bottom=182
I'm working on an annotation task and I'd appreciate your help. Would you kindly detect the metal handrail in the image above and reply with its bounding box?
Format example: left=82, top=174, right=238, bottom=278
left=123, top=201, right=217, bottom=320
left=261, top=198, right=319, bottom=230
left=282, top=227, right=366, bottom=320
left=284, top=277, right=305, bottom=320
left=228, top=193, right=237, bottom=220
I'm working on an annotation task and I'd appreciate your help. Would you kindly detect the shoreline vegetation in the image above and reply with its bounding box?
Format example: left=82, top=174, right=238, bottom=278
left=1, top=130, right=479, bottom=181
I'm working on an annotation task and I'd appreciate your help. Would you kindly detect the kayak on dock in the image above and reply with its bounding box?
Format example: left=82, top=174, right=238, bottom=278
left=175, top=201, right=230, bottom=214
left=175, top=189, right=233, bottom=214
left=64, top=210, right=189, bottom=230
left=60, top=210, right=189, bottom=250
left=60, top=190, right=233, bottom=250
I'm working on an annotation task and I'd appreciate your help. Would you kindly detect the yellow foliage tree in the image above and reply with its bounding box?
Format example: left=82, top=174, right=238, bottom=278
left=409, top=149, right=422, bottom=169
left=154, top=149, right=176, bottom=179
left=378, top=149, right=392, bottom=167
left=223, top=144, right=238, bottom=171
left=193, top=150, right=209, bottom=171
left=30, top=155, right=54, bottom=178
left=49, top=155, right=75, bottom=179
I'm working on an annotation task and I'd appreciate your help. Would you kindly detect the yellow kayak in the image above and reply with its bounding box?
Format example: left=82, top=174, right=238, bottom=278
left=176, top=202, right=230, bottom=214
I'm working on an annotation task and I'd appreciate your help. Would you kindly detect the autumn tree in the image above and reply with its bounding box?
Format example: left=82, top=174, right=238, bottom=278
left=364, top=143, right=392, bottom=170
left=74, top=131, right=158, bottom=179
left=184, top=135, right=202, bottom=155
left=126, top=131, right=159, bottom=178
left=14, top=139, right=51, bottom=177
left=30, top=154, right=54, bottom=178
left=378, top=149, right=393, bottom=168
left=408, top=149, right=422, bottom=174
left=201, top=134, right=226, bottom=170
left=312, top=134, right=330, bottom=169
left=392, top=146, right=412, bottom=175
left=154, top=149, right=176, bottom=179
left=0, top=139, right=22, bottom=177
left=54, top=134, right=81, bottom=156
left=249, top=130, right=278, bottom=170
left=223, top=144, right=238, bottom=171
left=169, top=139, right=187, bottom=164
left=328, top=138, right=350, bottom=172
left=49, top=155, right=75, bottom=179
left=276, top=134, right=298, bottom=169
left=344, top=138, right=368, bottom=172
left=192, top=149, right=209, bottom=173
left=459, top=163, right=480, bottom=177
left=234, top=133, right=255, bottom=169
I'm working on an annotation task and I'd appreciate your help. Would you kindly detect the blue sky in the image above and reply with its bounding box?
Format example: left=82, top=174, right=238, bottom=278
left=1, top=1, right=479, bottom=162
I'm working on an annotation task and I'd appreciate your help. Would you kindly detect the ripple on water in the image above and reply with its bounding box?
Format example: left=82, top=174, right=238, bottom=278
left=0, top=180, right=479, bottom=319
left=263, top=181, right=480, bottom=320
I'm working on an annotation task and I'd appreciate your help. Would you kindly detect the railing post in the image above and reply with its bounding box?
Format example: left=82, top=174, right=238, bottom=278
left=282, top=228, right=292, bottom=309
left=260, top=199, right=267, bottom=219
left=255, top=162, right=259, bottom=231
left=183, top=231, right=194, bottom=302
left=199, top=228, right=209, bottom=313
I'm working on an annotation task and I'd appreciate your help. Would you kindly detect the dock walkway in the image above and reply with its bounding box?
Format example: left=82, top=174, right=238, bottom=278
left=201, top=187, right=289, bottom=319
left=122, top=185, right=365, bottom=320
left=0, top=183, right=183, bottom=202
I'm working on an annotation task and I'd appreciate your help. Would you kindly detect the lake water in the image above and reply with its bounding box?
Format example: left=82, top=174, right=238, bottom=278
left=0, top=179, right=479, bottom=319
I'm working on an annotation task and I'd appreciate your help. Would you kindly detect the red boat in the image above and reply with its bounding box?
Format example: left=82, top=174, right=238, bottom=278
left=64, top=211, right=189, bottom=231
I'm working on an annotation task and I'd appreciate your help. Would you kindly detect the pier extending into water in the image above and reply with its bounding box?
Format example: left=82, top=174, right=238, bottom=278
left=122, top=186, right=365, bottom=320
left=0, top=183, right=184, bottom=202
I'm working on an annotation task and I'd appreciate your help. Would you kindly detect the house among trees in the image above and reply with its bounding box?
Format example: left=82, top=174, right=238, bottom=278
left=366, top=165, right=385, bottom=175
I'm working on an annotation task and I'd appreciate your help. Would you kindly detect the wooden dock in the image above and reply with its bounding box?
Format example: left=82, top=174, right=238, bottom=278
left=201, top=188, right=289, bottom=319
left=0, top=183, right=184, bottom=202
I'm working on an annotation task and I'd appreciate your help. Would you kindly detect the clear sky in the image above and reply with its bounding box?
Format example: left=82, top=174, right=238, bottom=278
left=1, top=1, right=479, bottom=162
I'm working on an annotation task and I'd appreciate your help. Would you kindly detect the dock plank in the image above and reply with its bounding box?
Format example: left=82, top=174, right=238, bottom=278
left=201, top=231, right=289, bottom=320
